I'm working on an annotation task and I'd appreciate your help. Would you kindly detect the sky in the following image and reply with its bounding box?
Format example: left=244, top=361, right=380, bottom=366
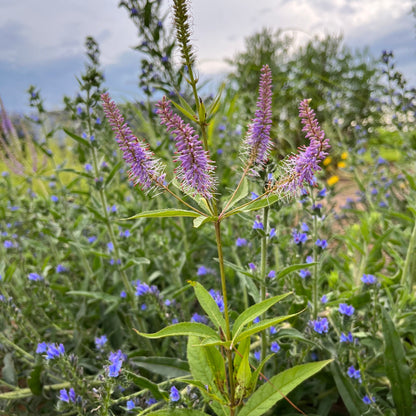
left=0, top=0, right=415, bottom=114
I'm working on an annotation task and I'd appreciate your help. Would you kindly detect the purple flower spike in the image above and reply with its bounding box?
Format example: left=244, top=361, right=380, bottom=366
left=282, top=100, right=330, bottom=193
left=156, top=97, right=216, bottom=199
left=243, top=64, right=273, bottom=169
left=101, top=93, right=165, bottom=190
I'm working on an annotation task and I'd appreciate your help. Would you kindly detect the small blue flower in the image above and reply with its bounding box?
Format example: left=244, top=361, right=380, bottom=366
left=51, top=195, right=59, bottom=203
left=268, top=270, right=276, bottom=279
left=339, top=303, right=355, bottom=316
left=301, top=222, right=309, bottom=232
left=107, top=242, right=114, bottom=252
left=36, top=342, right=48, bottom=353
left=318, top=187, right=327, bottom=197
left=310, top=317, right=329, bottom=334
left=254, top=350, right=261, bottom=361
left=236, top=237, right=247, bottom=247
left=120, top=290, right=127, bottom=298
left=299, top=269, right=311, bottom=279
left=362, top=395, right=374, bottom=404
left=108, top=360, right=123, bottom=377
left=56, top=264, right=67, bottom=273
left=269, top=326, right=277, bottom=335
left=248, top=263, right=256, bottom=271
left=253, top=220, right=264, bottom=230
left=315, top=239, right=328, bottom=249
left=170, top=386, right=180, bottom=402
left=253, top=317, right=260, bottom=324
left=59, top=388, right=70, bottom=403
left=136, top=281, right=150, bottom=296
left=209, top=289, right=224, bottom=312
left=269, top=228, right=276, bottom=238
left=95, top=335, right=108, bottom=350
left=270, top=341, right=280, bottom=353
left=361, top=274, right=377, bottom=285
left=306, top=256, right=314, bottom=263
left=292, top=230, right=307, bottom=245
left=321, top=294, right=328, bottom=304
left=197, top=266, right=208, bottom=276
left=340, top=332, right=354, bottom=343
left=347, top=365, right=362, bottom=383
left=126, top=399, right=135, bottom=410
left=88, top=236, right=97, bottom=243
left=28, top=273, right=43, bottom=281
left=46, top=343, right=65, bottom=359
left=251, top=192, right=259, bottom=199
left=146, top=397, right=157, bottom=406
left=4, top=240, right=13, bottom=248
left=191, top=313, right=207, bottom=323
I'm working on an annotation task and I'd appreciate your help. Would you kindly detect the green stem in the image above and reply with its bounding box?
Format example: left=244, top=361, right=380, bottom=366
left=213, top=220, right=235, bottom=413
left=260, top=206, right=269, bottom=361
left=310, top=190, right=319, bottom=320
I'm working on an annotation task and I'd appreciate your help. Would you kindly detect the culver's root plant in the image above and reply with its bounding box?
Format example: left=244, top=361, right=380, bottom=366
left=101, top=1, right=332, bottom=414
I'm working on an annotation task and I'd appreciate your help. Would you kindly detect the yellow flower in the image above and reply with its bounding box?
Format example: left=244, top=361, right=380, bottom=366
left=337, top=161, right=346, bottom=168
left=323, top=157, right=332, bottom=166
left=341, top=151, right=348, bottom=160
left=327, top=175, right=339, bottom=186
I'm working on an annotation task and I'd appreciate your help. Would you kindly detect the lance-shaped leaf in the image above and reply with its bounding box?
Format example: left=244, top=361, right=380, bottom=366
left=124, top=208, right=202, bottom=220
left=234, top=312, right=303, bottom=344
left=190, top=281, right=227, bottom=332
left=134, top=323, right=220, bottom=340
left=124, top=370, right=168, bottom=401
left=146, top=410, right=212, bottom=416
left=232, top=293, right=292, bottom=341
left=381, top=307, right=412, bottom=416
left=238, top=360, right=332, bottom=416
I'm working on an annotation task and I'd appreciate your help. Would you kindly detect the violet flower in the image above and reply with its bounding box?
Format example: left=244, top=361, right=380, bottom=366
left=156, top=97, right=216, bottom=199
left=280, top=99, right=330, bottom=194
left=243, top=64, right=273, bottom=169
left=101, top=93, right=165, bottom=190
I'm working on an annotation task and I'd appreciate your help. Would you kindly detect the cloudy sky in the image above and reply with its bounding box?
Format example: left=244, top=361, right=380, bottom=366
left=0, top=0, right=414, bottom=113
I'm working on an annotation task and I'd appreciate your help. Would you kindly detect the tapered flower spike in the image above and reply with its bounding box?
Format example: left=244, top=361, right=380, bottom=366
left=243, top=64, right=273, bottom=170
left=156, top=96, right=216, bottom=199
left=101, top=93, right=165, bottom=190
left=278, top=99, right=330, bottom=194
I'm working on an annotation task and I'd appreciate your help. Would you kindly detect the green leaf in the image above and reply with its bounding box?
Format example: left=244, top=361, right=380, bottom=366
left=146, top=409, right=212, bottom=416
left=224, top=178, right=249, bottom=211
left=66, top=291, right=119, bottom=304
left=124, top=208, right=201, bottom=220
left=234, top=312, right=303, bottom=344
left=238, top=360, right=332, bottom=416
left=187, top=336, right=228, bottom=414
left=105, top=160, right=123, bottom=186
left=124, top=370, right=168, bottom=401
left=171, top=99, right=197, bottom=123
left=27, top=365, right=43, bottom=396
left=331, top=361, right=367, bottom=416
left=134, top=322, right=220, bottom=340
left=235, top=340, right=251, bottom=399
left=193, top=215, right=215, bottom=228
left=381, top=307, right=412, bottom=416
left=232, top=293, right=292, bottom=341
left=191, top=282, right=227, bottom=332
left=2, top=353, right=17, bottom=385
left=63, top=128, right=90, bottom=147
left=242, top=194, right=280, bottom=212
left=276, top=263, right=317, bottom=280
left=121, top=257, right=151, bottom=271
left=131, top=356, right=189, bottom=378
left=207, top=82, right=225, bottom=119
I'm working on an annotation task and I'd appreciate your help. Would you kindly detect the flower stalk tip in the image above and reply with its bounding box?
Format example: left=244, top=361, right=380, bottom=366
left=101, top=93, right=165, bottom=190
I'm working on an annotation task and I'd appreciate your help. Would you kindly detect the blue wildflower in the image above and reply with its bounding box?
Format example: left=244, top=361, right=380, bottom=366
left=361, top=274, right=377, bottom=285
left=292, top=230, right=307, bottom=245
left=299, top=269, right=311, bottom=279
left=270, top=341, right=280, bottom=353
left=310, top=317, right=329, bottom=334
left=190, top=313, right=207, bottom=323
left=28, top=273, right=43, bottom=281
left=339, top=303, right=355, bottom=316
left=59, top=389, right=70, bottom=403
left=268, top=270, right=276, bottom=279
left=107, top=242, right=114, bottom=252
left=248, top=263, right=256, bottom=271
left=120, top=290, right=127, bottom=298
left=251, top=192, right=259, bottom=199
left=146, top=397, right=157, bottom=406
left=56, top=264, right=67, bottom=273
left=36, top=342, right=48, bottom=354
left=197, top=266, right=209, bottom=276
left=95, top=335, right=108, bottom=350
left=253, top=316, right=260, bottom=324
left=253, top=220, right=264, bottom=230
left=340, top=332, right=354, bottom=343
left=51, top=195, right=58, bottom=203
left=254, top=350, right=261, bottom=361
left=269, top=228, right=276, bottom=238
left=236, top=237, right=247, bottom=247
left=306, top=256, right=314, bottom=263
left=170, top=386, right=180, bottom=402
left=321, top=294, right=328, bottom=304
left=136, top=281, right=150, bottom=296
left=88, top=236, right=97, bottom=243
left=108, top=360, right=123, bottom=377
left=269, top=326, right=277, bottom=335
left=363, top=395, right=374, bottom=404
left=347, top=365, right=362, bottom=383
left=46, top=343, right=65, bottom=359
left=4, top=240, right=13, bottom=248
left=209, top=289, right=224, bottom=312
left=126, top=400, right=135, bottom=410
left=318, top=187, right=327, bottom=197
left=316, top=239, right=328, bottom=249
left=301, top=222, right=309, bottom=232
